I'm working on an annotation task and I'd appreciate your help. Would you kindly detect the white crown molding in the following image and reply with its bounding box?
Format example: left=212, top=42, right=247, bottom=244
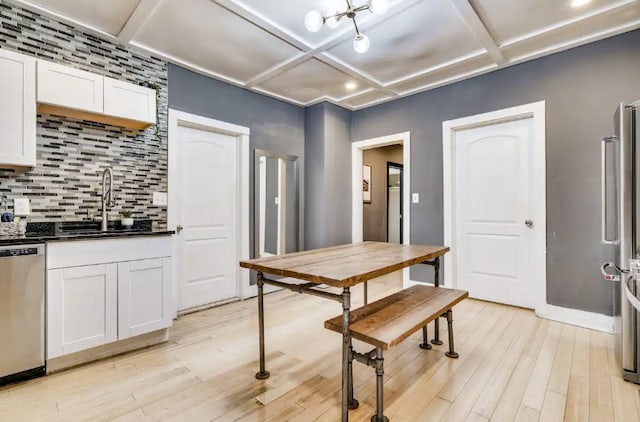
left=128, top=41, right=246, bottom=86
left=250, top=86, right=306, bottom=107
left=10, top=0, right=119, bottom=39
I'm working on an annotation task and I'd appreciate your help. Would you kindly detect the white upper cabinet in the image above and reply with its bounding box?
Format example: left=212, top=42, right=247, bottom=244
left=37, top=60, right=104, bottom=113
left=104, top=77, right=156, bottom=125
left=0, top=49, right=36, bottom=169
left=36, top=60, right=156, bottom=129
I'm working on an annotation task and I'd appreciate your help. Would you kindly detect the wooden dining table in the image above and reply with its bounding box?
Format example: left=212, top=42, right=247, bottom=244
left=239, top=241, right=450, bottom=422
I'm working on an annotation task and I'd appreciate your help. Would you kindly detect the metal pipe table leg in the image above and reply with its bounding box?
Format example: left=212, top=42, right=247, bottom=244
left=431, top=257, right=443, bottom=345
left=370, top=347, right=388, bottom=422
left=342, top=288, right=351, bottom=422
left=255, top=272, right=270, bottom=380
left=348, top=337, right=359, bottom=409
left=364, top=281, right=368, bottom=305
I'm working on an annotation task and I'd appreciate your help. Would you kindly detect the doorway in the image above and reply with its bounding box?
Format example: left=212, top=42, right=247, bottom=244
left=443, top=102, right=546, bottom=311
left=352, top=132, right=411, bottom=286
left=387, top=162, right=403, bottom=244
left=168, top=110, right=250, bottom=315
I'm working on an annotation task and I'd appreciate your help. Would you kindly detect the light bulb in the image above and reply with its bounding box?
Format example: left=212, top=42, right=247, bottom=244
left=305, top=10, right=323, bottom=32
left=353, top=33, right=370, bottom=54
left=325, top=11, right=341, bottom=29
left=571, top=0, right=591, bottom=6
left=370, top=0, right=389, bottom=15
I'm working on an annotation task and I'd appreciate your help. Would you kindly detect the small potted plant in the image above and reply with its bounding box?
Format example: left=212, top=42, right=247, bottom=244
left=120, top=210, right=134, bottom=228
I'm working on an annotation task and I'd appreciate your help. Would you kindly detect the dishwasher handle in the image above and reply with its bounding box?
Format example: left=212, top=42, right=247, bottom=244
left=0, top=244, right=44, bottom=258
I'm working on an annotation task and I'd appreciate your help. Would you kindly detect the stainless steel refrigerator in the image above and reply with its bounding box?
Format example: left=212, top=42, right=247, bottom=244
left=601, top=101, right=640, bottom=384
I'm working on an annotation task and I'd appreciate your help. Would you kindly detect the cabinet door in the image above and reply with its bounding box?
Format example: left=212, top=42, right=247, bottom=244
left=47, top=264, right=117, bottom=359
left=0, top=49, right=36, bottom=168
left=37, top=60, right=103, bottom=113
left=103, top=77, right=156, bottom=124
left=118, top=258, right=172, bottom=340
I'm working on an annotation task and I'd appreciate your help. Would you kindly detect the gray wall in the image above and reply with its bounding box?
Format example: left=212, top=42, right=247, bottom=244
left=168, top=64, right=306, bottom=259
left=351, top=29, right=640, bottom=316
left=363, top=145, right=404, bottom=242
left=304, top=102, right=352, bottom=249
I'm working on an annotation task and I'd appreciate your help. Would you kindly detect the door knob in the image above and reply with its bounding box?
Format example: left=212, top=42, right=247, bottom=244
left=176, top=225, right=184, bottom=233
left=525, top=219, right=533, bottom=228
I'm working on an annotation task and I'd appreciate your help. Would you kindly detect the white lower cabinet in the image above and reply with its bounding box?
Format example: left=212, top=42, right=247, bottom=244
left=47, top=264, right=118, bottom=359
left=118, top=258, right=171, bottom=340
left=46, top=237, right=173, bottom=359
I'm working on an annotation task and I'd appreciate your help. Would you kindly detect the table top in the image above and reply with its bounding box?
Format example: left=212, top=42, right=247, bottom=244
left=239, top=242, right=450, bottom=288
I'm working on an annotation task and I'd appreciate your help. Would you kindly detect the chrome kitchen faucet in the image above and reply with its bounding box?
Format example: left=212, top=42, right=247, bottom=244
left=101, top=167, right=115, bottom=232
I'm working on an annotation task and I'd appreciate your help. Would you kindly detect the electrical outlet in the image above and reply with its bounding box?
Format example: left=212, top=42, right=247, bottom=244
left=412, top=193, right=420, bottom=204
left=14, top=198, right=30, bottom=215
left=153, top=192, right=168, bottom=207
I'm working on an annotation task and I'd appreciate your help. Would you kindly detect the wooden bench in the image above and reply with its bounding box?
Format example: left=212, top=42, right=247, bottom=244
left=325, top=284, right=468, bottom=421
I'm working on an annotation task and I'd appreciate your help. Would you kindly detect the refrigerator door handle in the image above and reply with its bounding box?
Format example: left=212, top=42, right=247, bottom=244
left=623, top=274, right=640, bottom=313
left=602, top=136, right=618, bottom=245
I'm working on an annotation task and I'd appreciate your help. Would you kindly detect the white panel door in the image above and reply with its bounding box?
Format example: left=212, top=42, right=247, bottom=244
left=118, top=258, right=172, bottom=339
left=455, top=118, right=534, bottom=308
left=177, top=125, right=238, bottom=311
left=36, top=60, right=103, bottom=113
left=47, top=264, right=118, bottom=358
left=0, top=49, right=36, bottom=168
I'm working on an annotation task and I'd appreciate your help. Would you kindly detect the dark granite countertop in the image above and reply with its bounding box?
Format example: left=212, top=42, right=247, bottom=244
left=0, top=220, right=174, bottom=246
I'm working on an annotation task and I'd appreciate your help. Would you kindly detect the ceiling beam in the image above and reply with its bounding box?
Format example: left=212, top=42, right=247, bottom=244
left=448, top=0, right=506, bottom=65
left=213, top=0, right=311, bottom=51
left=117, top=0, right=162, bottom=43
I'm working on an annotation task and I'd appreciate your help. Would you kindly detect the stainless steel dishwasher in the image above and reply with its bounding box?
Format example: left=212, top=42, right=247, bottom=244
left=0, top=244, right=45, bottom=385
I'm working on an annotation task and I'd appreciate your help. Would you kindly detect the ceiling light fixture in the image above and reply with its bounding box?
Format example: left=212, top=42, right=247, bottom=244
left=570, top=0, right=591, bottom=7
left=304, top=0, right=390, bottom=54
left=345, top=81, right=358, bottom=90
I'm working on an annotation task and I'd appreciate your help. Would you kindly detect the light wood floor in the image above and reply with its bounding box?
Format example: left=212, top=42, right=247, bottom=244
left=1, top=274, right=639, bottom=422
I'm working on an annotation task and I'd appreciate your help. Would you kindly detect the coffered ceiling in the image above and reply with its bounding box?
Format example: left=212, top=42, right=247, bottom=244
left=14, top=0, right=640, bottom=109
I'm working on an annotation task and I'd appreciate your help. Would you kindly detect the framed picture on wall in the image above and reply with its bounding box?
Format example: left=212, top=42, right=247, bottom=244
left=363, top=164, right=372, bottom=203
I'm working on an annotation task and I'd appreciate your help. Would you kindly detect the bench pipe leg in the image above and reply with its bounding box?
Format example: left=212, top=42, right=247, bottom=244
left=371, top=347, right=388, bottom=422
left=342, top=288, right=351, bottom=422
left=255, top=272, right=270, bottom=380
left=364, top=281, right=368, bottom=305
left=419, top=326, right=432, bottom=350
left=431, top=257, right=443, bottom=345
left=445, top=310, right=459, bottom=359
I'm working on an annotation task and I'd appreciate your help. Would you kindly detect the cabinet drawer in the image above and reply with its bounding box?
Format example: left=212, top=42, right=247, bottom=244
left=104, top=77, right=156, bottom=124
left=37, top=60, right=103, bottom=113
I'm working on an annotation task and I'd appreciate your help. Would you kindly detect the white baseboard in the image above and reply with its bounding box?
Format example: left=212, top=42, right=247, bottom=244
left=536, top=304, right=614, bottom=333
left=406, top=279, right=434, bottom=288
left=405, top=280, right=615, bottom=334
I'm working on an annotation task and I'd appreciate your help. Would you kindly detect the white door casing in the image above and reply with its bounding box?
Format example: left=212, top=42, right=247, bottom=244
left=352, top=132, right=411, bottom=287
left=443, top=101, right=546, bottom=312
left=168, top=110, right=250, bottom=315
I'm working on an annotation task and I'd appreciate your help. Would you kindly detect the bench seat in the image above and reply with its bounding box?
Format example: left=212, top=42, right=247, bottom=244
left=324, top=285, right=468, bottom=350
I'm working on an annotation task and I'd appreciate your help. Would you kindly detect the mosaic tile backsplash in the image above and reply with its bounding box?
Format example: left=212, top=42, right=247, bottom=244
left=0, top=0, right=168, bottom=225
